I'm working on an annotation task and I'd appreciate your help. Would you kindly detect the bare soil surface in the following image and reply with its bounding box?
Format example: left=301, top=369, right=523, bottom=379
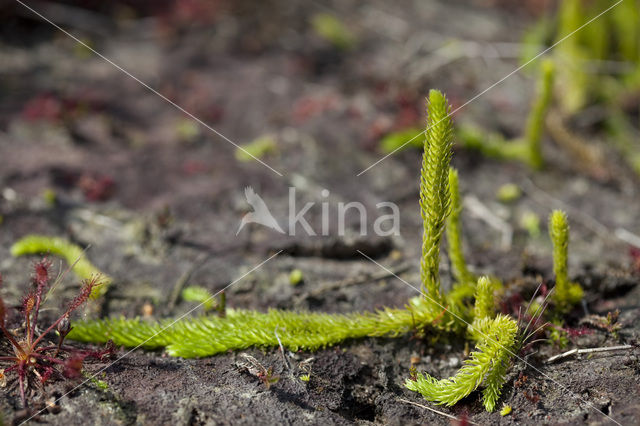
left=1, top=1, right=639, bottom=424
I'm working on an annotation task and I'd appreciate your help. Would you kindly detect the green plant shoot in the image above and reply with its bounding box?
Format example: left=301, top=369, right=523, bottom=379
left=420, top=89, right=454, bottom=311
left=524, top=59, right=555, bottom=169
left=181, top=286, right=216, bottom=311
left=68, top=298, right=437, bottom=358
left=311, top=13, right=356, bottom=50
left=11, top=235, right=111, bottom=298
left=446, top=168, right=475, bottom=287
left=549, top=210, right=583, bottom=313
left=407, top=276, right=518, bottom=412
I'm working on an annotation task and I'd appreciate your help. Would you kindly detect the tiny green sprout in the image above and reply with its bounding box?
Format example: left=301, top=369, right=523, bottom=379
left=236, top=354, right=280, bottom=388
left=235, top=135, right=277, bottom=162
left=500, top=404, right=512, bottom=416
left=175, top=118, right=200, bottom=143
left=311, top=13, right=356, bottom=50
left=496, top=183, right=522, bottom=203
left=520, top=211, right=541, bottom=238
left=83, top=371, right=109, bottom=391
left=11, top=235, right=111, bottom=298
left=379, top=127, right=423, bottom=153
left=94, top=378, right=109, bottom=391
left=181, top=286, right=216, bottom=311
left=549, top=324, right=569, bottom=349
left=181, top=286, right=226, bottom=316
left=289, top=269, right=304, bottom=286
left=42, top=188, right=57, bottom=206
left=604, top=310, right=622, bottom=338
left=549, top=210, right=583, bottom=313
left=298, top=357, right=313, bottom=383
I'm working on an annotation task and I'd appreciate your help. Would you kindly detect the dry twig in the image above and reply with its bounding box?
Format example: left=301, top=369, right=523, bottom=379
left=547, top=344, right=633, bottom=363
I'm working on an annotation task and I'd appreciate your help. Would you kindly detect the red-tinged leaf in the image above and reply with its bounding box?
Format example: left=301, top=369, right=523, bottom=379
left=22, top=293, right=35, bottom=316
left=78, top=174, right=115, bottom=202
left=79, top=340, right=116, bottom=361
left=67, top=275, right=102, bottom=312
left=33, top=258, right=52, bottom=290
left=40, top=366, right=56, bottom=384
left=564, top=325, right=593, bottom=338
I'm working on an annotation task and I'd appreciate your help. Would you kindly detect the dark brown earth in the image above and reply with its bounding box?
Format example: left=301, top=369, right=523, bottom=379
left=1, top=1, right=639, bottom=424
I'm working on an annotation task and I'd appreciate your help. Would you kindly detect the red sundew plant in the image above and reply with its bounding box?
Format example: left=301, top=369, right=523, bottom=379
left=0, top=259, right=114, bottom=408
left=562, top=325, right=593, bottom=339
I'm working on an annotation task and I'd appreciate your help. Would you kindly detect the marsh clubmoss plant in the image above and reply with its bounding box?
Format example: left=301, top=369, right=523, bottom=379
left=52, top=89, right=580, bottom=414
left=407, top=276, right=518, bottom=412
left=11, top=235, right=111, bottom=298
left=446, top=168, right=475, bottom=287
left=457, top=59, right=555, bottom=170
left=406, top=314, right=518, bottom=412
left=524, top=59, right=554, bottom=170
left=68, top=300, right=439, bottom=358
left=521, top=0, right=640, bottom=177
left=549, top=210, right=583, bottom=313
left=419, top=90, right=453, bottom=312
